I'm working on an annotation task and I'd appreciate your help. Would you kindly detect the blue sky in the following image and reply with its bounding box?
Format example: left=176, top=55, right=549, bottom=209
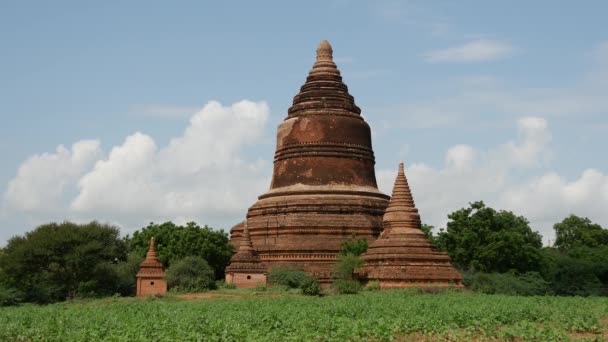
left=1, top=1, right=607, bottom=245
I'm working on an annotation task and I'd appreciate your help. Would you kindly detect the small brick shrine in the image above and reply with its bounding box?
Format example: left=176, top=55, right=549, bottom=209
left=136, top=237, right=167, bottom=296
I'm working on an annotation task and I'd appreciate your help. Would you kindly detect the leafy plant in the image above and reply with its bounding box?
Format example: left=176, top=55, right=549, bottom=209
left=166, top=256, right=216, bottom=292
left=267, top=268, right=311, bottom=288
left=300, top=277, right=322, bottom=296
left=332, top=279, right=362, bottom=294
left=126, top=222, right=234, bottom=279
left=364, top=280, right=381, bottom=291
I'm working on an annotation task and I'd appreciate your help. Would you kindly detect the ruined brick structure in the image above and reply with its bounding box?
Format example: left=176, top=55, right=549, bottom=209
left=228, top=40, right=390, bottom=284
left=358, top=163, right=463, bottom=288
left=136, top=237, right=167, bottom=296
left=225, top=225, right=267, bottom=288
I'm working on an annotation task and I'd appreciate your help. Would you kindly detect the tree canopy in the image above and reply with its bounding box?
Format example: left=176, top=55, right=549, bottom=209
left=127, top=222, right=233, bottom=279
left=0, top=222, right=128, bottom=303
left=436, top=201, right=543, bottom=273
left=553, top=215, right=608, bottom=252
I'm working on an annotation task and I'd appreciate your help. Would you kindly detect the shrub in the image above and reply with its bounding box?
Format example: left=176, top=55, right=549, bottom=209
left=364, top=280, right=381, bottom=291
left=332, top=279, right=362, bottom=294
left=0, top=284, right=22, bottom=306
left=267, top=268, right=311, bottom=288
left=224, top=282, right=236, bottom=290
left=254, top=284, right=267, bottom=292
left=166, top=256, right=216, bottom=293
left=301, top=277, right=322, bottom=296
left=468, top=272, right=549, bottom=296
left=339, top=236, right=368, bottom=256
left=333, top=254, right=364, bottom=280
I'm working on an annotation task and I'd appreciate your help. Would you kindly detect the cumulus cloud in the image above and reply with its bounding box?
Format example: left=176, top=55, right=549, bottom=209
left=424, top=39, right=514, bottom=63
left=377, top=116, right=607, bottom=243
left=3, top=140, right=102, bottom=214
left=71, top=100, right=270, bottom=227
left=1, top=100, right=271, bottom=240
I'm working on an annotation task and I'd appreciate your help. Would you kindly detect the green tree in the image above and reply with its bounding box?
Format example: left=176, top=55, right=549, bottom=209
left=126, top=222, right=233, bottom=279
left=339, top=235, right=368, bottom=256
left=436, top=201, right=543, bottom=273
left=0, top=222, right=127, bottom=303
left=421, top=224, right=438, bottom=245
left=539, top=248, right=603, bottom=296
left=553, top=215, right=608, bottom=252
left=166, top=256, right=216, bottom=292
left=333, top=254, right=364, bottom=280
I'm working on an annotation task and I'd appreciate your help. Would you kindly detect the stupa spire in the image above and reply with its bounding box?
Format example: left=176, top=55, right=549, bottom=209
left=288, top=39, right=360, bottom=118
left=226, top=221, right=266, bottom=275
left=382, top=162, right=421, bottom=233
left=146, top=237, right=159, bottom=260
left=316, top=39, right=333, bottom=62
left=239, top=224, right=254, bottom=253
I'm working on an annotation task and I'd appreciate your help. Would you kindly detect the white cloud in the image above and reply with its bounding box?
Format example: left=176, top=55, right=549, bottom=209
left=424, top=39, right=514, bottom=63
left=377, top=116, right=608, bottom=243
left=445, top=144, right=475, bottom=170
left=503, top=117, right=552, bottom=168
left=2, top=100, right=271, bottom=240
left=3, top=140, right=102, bottom=214
left=71, top=100, right=270, bottom=230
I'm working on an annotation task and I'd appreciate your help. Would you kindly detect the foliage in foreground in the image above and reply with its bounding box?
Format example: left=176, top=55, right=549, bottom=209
left=166, top=256, right=216, bottom=293
left=1, top=292, right=607, bottom=341
left=332, top=279, right=362, bottom=294
left=300, top=277, right=322, bottom=296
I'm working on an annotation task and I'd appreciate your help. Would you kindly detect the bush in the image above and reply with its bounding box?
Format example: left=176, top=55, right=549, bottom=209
left=540, top=247, right=605, bottom=296
left=0, top=284, right=22, bottom=306
left=166, top=256, right=216, bottom=293
left=333, top=254, right=364, bottom=280
left=364, top=280, right=381, bottom=291
left=332, top=279, right=362, bottom=294
left=339, top=236, right=368, bottom=256
left=224, top=282, right=236, bottom=290
left=468, top=272, right=549, bottom=296
left=267, top=268, right=311, bottom=288
left=301, top=277, right=322, bottom=296
left=254, top=284, right=267, bottom=292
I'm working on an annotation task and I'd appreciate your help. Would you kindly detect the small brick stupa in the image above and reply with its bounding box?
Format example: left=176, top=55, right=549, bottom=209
left=136, top=237, right=167, bottom=296
left=228, top=40, right=389, bottom=284
left=225, top=225, right=267, bottom=288
left=359, top=163, right=463, bottom=288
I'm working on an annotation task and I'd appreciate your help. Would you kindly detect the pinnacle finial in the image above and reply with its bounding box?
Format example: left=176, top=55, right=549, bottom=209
left=398, top=162, right=405, bottom=175
left=146, top=236, right=158, bottom=260
left=316, top=39, right=333, bottom=62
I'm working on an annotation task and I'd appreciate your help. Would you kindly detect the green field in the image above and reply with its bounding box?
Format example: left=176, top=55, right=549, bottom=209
left=1, top=291, right=607, bottom=341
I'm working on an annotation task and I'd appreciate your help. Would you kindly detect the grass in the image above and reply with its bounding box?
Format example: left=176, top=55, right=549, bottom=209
left=1, top=290, right=607, bottom=341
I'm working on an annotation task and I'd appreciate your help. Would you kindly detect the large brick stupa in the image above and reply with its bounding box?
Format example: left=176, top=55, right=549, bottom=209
left=229, top=40, right=390, bottom=284
left=358, top=163, right=463, bottom=288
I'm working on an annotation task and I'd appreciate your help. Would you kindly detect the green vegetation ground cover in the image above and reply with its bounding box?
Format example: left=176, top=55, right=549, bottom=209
left=1, top=291, right=607, bottom=341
